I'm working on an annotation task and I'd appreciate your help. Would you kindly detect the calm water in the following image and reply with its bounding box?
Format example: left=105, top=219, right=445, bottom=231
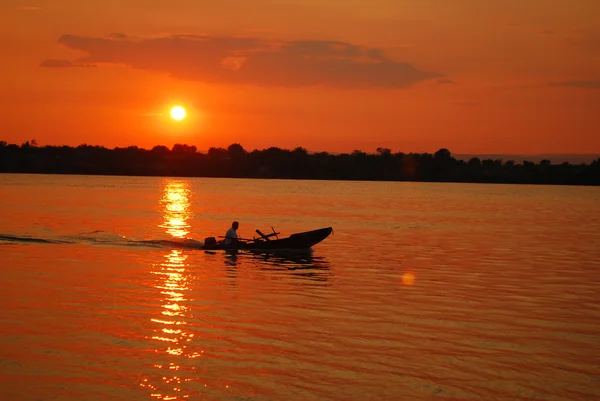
left=1, top=174, right=599, bottom=400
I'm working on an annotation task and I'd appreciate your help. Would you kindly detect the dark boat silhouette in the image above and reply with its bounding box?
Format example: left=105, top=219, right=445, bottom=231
left=202, top=226, right=333, bottom=251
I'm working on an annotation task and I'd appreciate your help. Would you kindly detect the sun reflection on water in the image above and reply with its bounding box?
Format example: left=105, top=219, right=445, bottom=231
left=140, top=180, right=205, bottom=400
left=159, top=181, right=192, bottom=239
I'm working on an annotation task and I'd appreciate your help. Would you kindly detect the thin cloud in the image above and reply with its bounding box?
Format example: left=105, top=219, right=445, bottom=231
left=40, top=59, right=96, bottom=68
left=564, top=29, right=600, bottom=51
left=548, top=80, right=600, bottom=89
left=17, top=6, right=41, bottom=11
left=455, top=101, right=482, bottom=107
left=108, top=33, right=129, bottom=40
left=244, top=28, right=277, bottom=33
left=436, top=78, right=456, bottom=85
left=47, top=33, right=442, bottom=88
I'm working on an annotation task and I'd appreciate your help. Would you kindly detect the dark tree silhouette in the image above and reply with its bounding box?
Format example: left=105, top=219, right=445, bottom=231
left=0, top=140, right=598, bottom=185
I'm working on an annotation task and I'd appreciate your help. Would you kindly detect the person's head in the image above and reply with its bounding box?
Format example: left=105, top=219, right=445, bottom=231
left=232, top=221, right=239, bottom=230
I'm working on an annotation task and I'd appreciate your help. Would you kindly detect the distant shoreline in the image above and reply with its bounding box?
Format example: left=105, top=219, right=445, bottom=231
left=1, top=141, right=598, bottom=186
left=452, top=154, right=599, bottom=165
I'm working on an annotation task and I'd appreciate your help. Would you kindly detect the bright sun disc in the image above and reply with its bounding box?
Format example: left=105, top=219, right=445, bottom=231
left=170, top=106, right=186, bottom=121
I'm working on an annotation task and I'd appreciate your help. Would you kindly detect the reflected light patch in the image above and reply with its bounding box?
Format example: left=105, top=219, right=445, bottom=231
left=167, top=347, right=184, bottom=356
left=402, top=272, right=415, bottom=286
left=145, top=179, right=201, bottom=400
left=160, top=181, right=192, bottom=239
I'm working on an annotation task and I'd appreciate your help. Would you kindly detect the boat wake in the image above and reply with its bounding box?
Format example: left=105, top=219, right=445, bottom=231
left=0, top=230, right=206, bottom=250
left=1, top=229, right=330, bottom=277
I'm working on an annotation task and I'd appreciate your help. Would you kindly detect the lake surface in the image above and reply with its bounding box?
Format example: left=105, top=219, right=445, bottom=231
left=1, top=173, right=599, bottom=400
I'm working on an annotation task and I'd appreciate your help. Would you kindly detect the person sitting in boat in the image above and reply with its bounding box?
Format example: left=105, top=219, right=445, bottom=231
left=223, top=221, right=239, bottom=246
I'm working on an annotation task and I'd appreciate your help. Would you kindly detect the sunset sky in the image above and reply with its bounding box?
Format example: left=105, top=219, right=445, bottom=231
left=1, top=0, right=599, bottom=154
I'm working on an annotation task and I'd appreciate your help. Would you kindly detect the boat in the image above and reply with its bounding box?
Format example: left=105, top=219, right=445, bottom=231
left=202, top=226, right=333, bottom=251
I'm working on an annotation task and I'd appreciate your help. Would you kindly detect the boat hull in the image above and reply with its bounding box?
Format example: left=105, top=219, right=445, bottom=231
left=204, top=227, right=333, bottom=251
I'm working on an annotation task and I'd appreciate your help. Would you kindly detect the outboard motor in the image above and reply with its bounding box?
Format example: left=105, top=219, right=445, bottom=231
left=204, top=236, right=217, bottom=249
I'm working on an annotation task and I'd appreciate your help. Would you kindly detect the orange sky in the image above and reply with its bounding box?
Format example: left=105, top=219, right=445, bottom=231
left=1, top=0, right=599, bottom=154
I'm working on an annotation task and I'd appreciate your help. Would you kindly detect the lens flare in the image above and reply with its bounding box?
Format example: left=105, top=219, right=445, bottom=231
left=402, top=272, right=415, bottom=286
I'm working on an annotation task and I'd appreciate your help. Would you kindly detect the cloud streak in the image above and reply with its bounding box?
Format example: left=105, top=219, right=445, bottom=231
left=436, top=78, right=456, bottom=85
left=548, top=80, right=600, bottom=89
left=17, top=6, right=42, bottom=11
left=40, top=59, right=96, bottom=68
left=455, top=101, right=481, bottom=107
left=42, top=33, right=442, bottom=88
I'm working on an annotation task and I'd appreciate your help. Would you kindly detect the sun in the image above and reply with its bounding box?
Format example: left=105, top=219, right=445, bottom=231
left=170, top=106, right=186, bottom=121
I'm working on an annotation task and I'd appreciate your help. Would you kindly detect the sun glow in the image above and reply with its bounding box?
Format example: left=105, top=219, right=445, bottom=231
left=170, top=106, right=186, bottom=121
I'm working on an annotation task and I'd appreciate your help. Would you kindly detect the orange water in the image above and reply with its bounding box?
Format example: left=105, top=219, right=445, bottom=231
left=1, top=174, right=599, bottom=400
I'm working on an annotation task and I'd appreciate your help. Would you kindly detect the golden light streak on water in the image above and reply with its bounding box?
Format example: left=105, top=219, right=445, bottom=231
left=143, top=179, right=201, bottom=400
left=159, top=180, right=192, bottom=239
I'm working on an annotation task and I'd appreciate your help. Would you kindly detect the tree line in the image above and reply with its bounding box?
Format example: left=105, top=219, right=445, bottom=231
left=1, top=140, right=598, bottom=185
